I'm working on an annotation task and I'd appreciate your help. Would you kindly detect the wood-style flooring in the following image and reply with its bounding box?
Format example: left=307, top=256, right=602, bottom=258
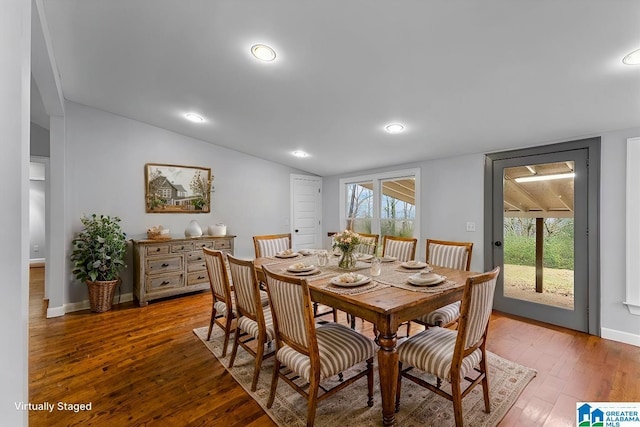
left=28, top=267, right=640, bottom=426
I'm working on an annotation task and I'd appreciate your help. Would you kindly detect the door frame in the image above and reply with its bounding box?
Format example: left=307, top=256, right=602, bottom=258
left=483, top=137, right=601, bottom=335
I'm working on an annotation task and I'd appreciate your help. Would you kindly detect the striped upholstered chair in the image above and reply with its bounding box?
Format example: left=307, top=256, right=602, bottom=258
left=354, top=232, right=379, bottom=256
left=252, top=233, right=292, bottom=258
left=396, top=267, right=500, bottom=427
left=413, top=240, right=474, bottom=329
left=203, top=248, right=236, bottom=357
left=227, top=255, right=275, bottom=391
left=203, top=248, right=268, bottom=357
left=261, top=265, right=376, bottom=427
left=381, top=235, right=417, bottom=262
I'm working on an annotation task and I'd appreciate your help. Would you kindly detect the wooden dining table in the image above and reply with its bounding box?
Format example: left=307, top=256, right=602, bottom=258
left=254, top=254, right=477, bottom=426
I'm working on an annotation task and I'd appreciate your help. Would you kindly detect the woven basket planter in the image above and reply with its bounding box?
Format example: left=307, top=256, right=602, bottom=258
left=86, top=279, right=120, bottom=313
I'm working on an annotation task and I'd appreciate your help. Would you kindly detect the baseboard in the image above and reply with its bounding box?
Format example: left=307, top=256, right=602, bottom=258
left=46, top=305, right=65, bottom=318
left=601, top=327, right=640, bottom=347
left=50, top=292, right=135, bottom=315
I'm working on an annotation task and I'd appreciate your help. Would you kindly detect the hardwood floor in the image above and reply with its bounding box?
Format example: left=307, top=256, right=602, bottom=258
left=29, top=267, right=640, bottom=426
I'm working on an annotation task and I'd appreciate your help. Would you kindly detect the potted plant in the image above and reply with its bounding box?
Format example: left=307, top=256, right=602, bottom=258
left=70, top=214, right=127, bottom=312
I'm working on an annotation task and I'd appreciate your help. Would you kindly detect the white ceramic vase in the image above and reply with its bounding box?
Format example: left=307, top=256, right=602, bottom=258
left=185, top=220, right=203, bottom=237
left=208, top=223, right=227, bottom=236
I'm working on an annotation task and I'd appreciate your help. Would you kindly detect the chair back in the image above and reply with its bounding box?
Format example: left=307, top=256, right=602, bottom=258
left=456, top=266, right=500, bottom=355
left=253, top=233, right=292, bottom=258
left=203, top=248, right=232, bottom=306
left=354, top=233, right=379, bottom=255
left=227, top=255, right=264, bottom=323
left=261, top=265, right=317, bottom=357
left=426, top=239, right=473, bottom=271
left=382, top=235, right=417, bottom=262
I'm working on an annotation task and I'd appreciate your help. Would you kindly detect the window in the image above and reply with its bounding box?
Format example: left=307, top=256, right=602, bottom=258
left=340, top=169, right=420, bottom=239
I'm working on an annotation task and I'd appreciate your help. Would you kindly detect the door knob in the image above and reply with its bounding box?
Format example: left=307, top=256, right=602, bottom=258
left=494, top=241, right=502, bottom=247
left=295, top=229, right=299, bottom=233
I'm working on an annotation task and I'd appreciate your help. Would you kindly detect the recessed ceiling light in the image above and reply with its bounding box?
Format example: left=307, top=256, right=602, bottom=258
left=385, top=123, right=405, bottom=134
left=623, top=48, right=640, bottom=65
left=292, top=151, right=309, bottom=158
left=184, top=113, right=205, bottom=123
left=251, top=44, right=276, bottom=62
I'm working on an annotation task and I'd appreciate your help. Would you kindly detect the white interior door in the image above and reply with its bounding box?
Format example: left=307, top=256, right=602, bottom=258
left=291, top=175, right=322, bottom=250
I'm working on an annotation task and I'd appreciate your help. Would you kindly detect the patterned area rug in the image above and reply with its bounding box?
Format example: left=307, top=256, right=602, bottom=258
left=193, top=326, right=535, bottom=427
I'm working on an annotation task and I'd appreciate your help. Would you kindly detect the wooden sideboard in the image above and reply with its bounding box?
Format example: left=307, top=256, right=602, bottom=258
left=132, top=235, right=235, bottom=306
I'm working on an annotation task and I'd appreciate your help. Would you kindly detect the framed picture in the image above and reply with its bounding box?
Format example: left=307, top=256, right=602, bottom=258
left=145, top=163, right=212, bottom=213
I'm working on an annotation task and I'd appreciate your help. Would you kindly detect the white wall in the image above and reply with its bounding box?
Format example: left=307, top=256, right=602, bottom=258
left=323, top=128, right=640, bottom=345
left=29, top=178, right=46, bottom=260
left=61, top=101, right=313, bottom=305
left=0, top=0, right=30, bottom=425
left=30, top=122, right=49, bottom=156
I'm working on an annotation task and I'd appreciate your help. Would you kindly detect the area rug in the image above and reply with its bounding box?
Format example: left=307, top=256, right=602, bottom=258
left=193, top=326, right=536, bottom=427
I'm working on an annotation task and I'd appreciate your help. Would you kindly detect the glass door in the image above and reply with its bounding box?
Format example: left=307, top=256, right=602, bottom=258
left=491, top=150, right=589, bottom=332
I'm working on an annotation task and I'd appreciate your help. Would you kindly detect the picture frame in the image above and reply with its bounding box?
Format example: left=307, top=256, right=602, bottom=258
left=145, top=163, right=212, bottom=213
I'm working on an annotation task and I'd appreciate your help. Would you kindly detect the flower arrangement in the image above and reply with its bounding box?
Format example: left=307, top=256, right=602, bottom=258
left=332, top=229, right=362, bottom=253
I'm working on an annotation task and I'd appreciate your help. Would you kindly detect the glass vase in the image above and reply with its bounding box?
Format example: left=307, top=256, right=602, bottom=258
left=338, top=248, right=357, bottom=270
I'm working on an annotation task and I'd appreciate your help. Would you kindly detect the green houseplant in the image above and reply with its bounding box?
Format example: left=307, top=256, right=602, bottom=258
left=70, top=214, right=127, bottom=312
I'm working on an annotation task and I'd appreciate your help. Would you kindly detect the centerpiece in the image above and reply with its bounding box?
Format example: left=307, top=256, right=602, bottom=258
left=332, top=229, right=361, bottom=270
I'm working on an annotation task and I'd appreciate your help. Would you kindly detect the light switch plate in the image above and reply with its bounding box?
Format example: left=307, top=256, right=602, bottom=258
left=466, top=222, right=476, bottom=232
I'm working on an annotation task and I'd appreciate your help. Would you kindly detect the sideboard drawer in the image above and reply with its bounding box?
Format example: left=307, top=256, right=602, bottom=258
left=146, top=256, right=183, bottom=274
left=146, top=273, right=184, bottom=291
left=214, top=239, right=232, bottom=250
left=187, top=271, right=209, bottom=286
left=187, top=251, right=206, bottom=263
left=193, top=240, right=214, bottom=250
left=146, top=244, right=170, bottom=256
left=171, top=242, right=194, bottom=253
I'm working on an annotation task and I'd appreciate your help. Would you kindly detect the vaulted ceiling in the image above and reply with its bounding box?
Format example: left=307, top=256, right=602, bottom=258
left=34, top=1, right=640, bottom=176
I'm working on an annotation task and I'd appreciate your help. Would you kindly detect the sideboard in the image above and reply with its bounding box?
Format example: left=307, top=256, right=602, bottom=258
left=131, top=235, right=235, bottom=306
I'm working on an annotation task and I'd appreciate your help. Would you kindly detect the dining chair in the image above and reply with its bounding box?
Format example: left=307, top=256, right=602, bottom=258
left=395, top=266, right=500, bottom=427
left=202, top=248, right=235, bottom=357
left=354, top=232, right=379, bottom=256
left=261, top=265, right=376, bottom=427
left=413, top=239, right=474, bottom=329
left=252, top=233, right=292, bottom=258
left=381, top=235, right=417, bottom=262
left=226, top=255, right=275, bottom=391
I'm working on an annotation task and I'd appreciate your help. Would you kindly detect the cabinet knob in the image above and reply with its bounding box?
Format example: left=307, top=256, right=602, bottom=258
left=161, top=263, right=169, bottom=267
left=198, top=276, right=205, bottom=280
left=156, top=248, right=161, bottom=252
left=160, top=281, right=170, bottom=286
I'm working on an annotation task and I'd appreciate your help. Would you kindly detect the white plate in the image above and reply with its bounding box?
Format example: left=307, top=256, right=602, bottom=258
left=356, top=254, right=374, bottom=261
left=408, top=274, right=445, bottom=287
left=379, top=256, right=397, bottom=262
left=330, top=274, right=372, bottom=287
left=298, top=249, right=315, bottom=256
left=289, top=267, right=320, bottom=276
left=275, top=252, right=299, bottom=258
left=401, top=261, right=429, bottom=269
left=287, top=264, right=316, bottom=273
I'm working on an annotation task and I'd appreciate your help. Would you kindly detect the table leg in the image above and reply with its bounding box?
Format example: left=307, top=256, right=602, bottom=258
left=377, top=331, right=398, bottom=426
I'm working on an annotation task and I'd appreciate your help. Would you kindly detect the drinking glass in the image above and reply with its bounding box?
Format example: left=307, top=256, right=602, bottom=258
left=370, top=257, right=382, bottom=277
left=317, top=250, right=328, bottom=267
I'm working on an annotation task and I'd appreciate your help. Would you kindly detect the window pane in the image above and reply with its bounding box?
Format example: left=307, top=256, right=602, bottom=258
left=345, top=182, right=373, bottom=233
left=380, top=178, right=415, bottom=237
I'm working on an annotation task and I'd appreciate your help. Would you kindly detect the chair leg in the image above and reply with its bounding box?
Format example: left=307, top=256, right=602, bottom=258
left=366, top=357, right=374, bottom=407
left=252, top=337, right=265, bottom=392
left=480, top=356, right=491, bottom=413
left=406, top=321, right=411, bottom=337
left=267, top=359, right=280, bottom=408
left=395, top=362, right=402, bottom=413
left=221, top=315, right=232, bottom=357
left=451, top=377, right=464, bottom=427
left=332, top=308, right=338, bottom=323
left=228, top=327, right=240, bottom=368
left=207, top=305, right=217, bottom=340
left=306, top=378, right=320, bottom=427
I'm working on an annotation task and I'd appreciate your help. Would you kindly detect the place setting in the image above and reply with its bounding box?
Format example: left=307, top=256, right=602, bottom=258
left=324, top=272, right=390, bottom=295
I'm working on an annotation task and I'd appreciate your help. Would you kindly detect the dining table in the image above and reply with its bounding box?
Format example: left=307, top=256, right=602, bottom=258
left=254, top=252, right=477, bottom=426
